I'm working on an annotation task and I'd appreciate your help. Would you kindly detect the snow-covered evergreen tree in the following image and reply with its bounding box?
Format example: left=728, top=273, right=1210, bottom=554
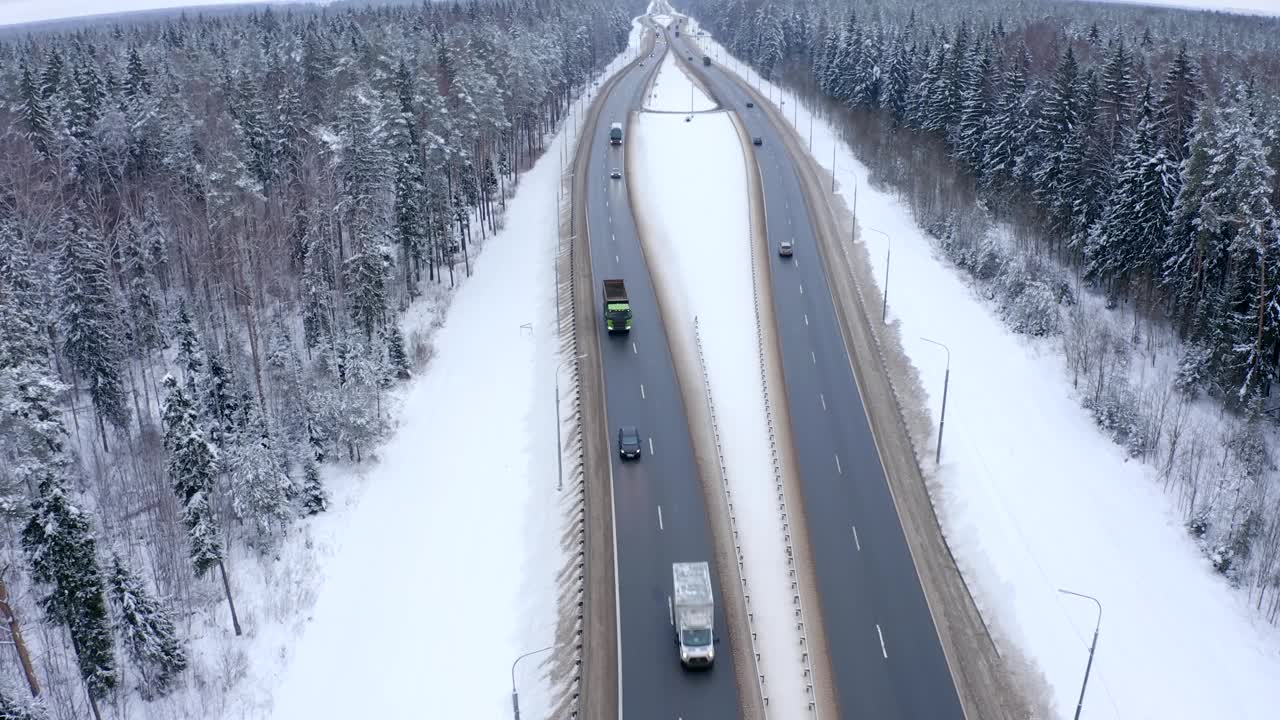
left=58, top=213, right=130, bottom=441
left=161, top=375, right=223, bottom=577
left=227, top=406, right=292, bottom=542
left=106, top=554, right=187, bottom=699
left=300, top=459, right=329, bottom=516
left=21, top=473, right=116, bottom=705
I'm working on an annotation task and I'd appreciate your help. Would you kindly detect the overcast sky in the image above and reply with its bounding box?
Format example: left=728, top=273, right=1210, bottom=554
left=0, top=0, right=1276, bottom=30
left=0, top=0, right=328, bottom=28
left=1093, top=0, right=1280, bottom=15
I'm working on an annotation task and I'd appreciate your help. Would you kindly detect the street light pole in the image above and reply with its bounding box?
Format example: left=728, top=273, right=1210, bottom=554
left=865, top=227, right=890, bottom=323
left=919, top=337, right=950, bottom=464
left=511, top=645, right=555, bottom=720
left=1058, top=589, right=1103, bottom=720
left=555, top=352, right=588, bottom=491
left=831, top=139, right=837, bottom=193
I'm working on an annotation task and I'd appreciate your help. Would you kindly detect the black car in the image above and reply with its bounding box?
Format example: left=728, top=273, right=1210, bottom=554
left=618, top=425, right=642, bottom=460
left=746, top=101, right=755, bottom=108
left=752, top=136, right=763, bottom=146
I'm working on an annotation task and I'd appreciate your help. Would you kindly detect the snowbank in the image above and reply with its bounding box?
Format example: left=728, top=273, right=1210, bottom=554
left=644, top=50, right=716, bottom=113
left=687, top=19, right=1280, bottom=720
left=631, top=106, right=810, bottom=712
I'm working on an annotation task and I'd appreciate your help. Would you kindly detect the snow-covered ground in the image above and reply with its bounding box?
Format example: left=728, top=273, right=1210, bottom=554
left=685, top=17, right=1280, bottom=720
left=644, top=50, right=716, bottom=113
left=631, top=94, right=811, bottom=714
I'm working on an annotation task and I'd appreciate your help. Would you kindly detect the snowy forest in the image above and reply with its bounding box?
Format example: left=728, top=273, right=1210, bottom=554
left=0, top=0, right=636, bottom=716
left=684, top=0, right=1280, bottom=621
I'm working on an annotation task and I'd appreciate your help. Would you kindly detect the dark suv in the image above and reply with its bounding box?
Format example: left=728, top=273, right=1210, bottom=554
left=618, top=425, right=642, bottom=460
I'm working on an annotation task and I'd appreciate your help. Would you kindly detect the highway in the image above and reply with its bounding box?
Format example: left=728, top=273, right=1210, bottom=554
left=582, top=31, right=744, bottom=719
left=669, top=25, right=967, bottom=720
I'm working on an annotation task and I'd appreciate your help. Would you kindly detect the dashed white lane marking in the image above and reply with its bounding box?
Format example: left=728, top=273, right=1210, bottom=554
left=804, top=313, right=809, bottom=326
left=649, top=437, right=655, bottom=456
left=640, top=384, right=646, bottom=400
left=668, top=596, right=675, bottom=625
left=633, top=342, right=638, bottom=354
left=876, top=624, right=888, bottom=658
left=657, top=504, right=664, bottom=530
left=851, top=525, right=861, bottom=551
left=811, top=351, right=816, bottom=364
left=799, top=283, right=804, bottom=295
left=820, top=393, right=827, bottom=411
left=835, top=453, right=842, bottom=475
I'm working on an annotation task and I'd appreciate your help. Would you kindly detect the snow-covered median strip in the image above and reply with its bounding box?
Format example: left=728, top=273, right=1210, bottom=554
left=686, top=16, right=1280, bottom=720
left=644, top=51, right=715, bottom=113
left=631, top=106, right=811, bottom=715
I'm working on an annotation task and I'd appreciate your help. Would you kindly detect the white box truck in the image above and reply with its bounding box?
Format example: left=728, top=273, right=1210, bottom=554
left=672, top=562, right=715, bottom=668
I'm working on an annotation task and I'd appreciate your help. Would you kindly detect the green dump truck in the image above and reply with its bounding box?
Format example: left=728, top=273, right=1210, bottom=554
left=603, top=279, right=632, bottom=333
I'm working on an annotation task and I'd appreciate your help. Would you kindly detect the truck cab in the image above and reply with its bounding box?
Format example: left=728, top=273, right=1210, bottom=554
left=609, top=122, right=623, bottom=145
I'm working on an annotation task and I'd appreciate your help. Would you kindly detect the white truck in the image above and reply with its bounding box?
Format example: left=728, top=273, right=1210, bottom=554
left=609, top=121, right=623, bottom=145
left=672, top=562, right=716, bottom=668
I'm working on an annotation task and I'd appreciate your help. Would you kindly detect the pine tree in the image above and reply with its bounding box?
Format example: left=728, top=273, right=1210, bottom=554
left=161, top=375, right=223, bottom=577
left=980, top=45, right=1032, bottom=193
left=173, top=299, right=203, bottom=398
left=18, top=59, right=53, bottom=158
left=1033, top=45, right=1085, bottom=242
left=345, top=233, right=390, bottom=342
left=954, top=40, right=994, bottom=170
left=120, top=215, right=165, bottom=354
left=1157, top=43, right=1202, bottom=164
left=227, top=407, right=292, bottom=542
left=203, top=352, right=241, bottom=447
left=1162, top=104, right=1223, bottom=335
left=106, top=554, right=187, bottom=699
left=1085, top=83, right=1177, bottom=295
left=300, top=458, right=329, bottom=516
left=22, top=474, right=117, bottom=707
left=58, top=214, right=130, bottom=446
left=386, top=323, right=411, bottom=380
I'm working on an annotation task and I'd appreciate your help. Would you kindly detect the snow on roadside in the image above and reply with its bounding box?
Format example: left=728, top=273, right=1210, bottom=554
left=631, top=104, right=810, bottom=713
left=686, top=19, right=1280, bottom=720
left=643, top=50, right=715, bottom=113
left=220, top=23, right=650, bottom=720
left=268, top=124, right=561, bottom=720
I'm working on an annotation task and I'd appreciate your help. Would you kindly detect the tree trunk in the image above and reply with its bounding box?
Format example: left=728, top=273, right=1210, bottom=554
left=0, top=574, right=41, bottom=697
left=217, top=559, right=243, bottom=636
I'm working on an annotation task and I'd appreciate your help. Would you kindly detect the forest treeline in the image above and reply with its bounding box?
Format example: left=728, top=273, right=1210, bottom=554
left=684, top=0, right=1280, bottom=620
left=0, top=0, right=636, bottom=716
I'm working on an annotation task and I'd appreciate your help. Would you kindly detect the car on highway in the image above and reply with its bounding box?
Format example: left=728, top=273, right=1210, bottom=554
left=610, top=168, right=622, bottom=179
left=745, top=101, right=754, bottom=108
left=778, top=238, right=793, bottom=257
left=752, top=136, right=763, bottom=146
left=618, top=425, right=642, bottom=460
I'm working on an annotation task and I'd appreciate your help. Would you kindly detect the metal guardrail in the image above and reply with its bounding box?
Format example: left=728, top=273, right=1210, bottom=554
left=691, top=316, right=770, bottom=717
left=743, top=178, right=821, bottom=718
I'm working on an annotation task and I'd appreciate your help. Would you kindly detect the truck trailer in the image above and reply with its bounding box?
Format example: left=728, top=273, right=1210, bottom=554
left=672, top=562, right=715, bottom=669
left=603, top=279, right=632, bottom=333
left=609, top=122, right=623, bottom=145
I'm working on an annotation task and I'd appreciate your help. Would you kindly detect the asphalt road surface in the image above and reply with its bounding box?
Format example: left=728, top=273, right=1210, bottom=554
left=584, top=36, right=744, bottom=719
left=673, top=30, right=966, bottom=720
